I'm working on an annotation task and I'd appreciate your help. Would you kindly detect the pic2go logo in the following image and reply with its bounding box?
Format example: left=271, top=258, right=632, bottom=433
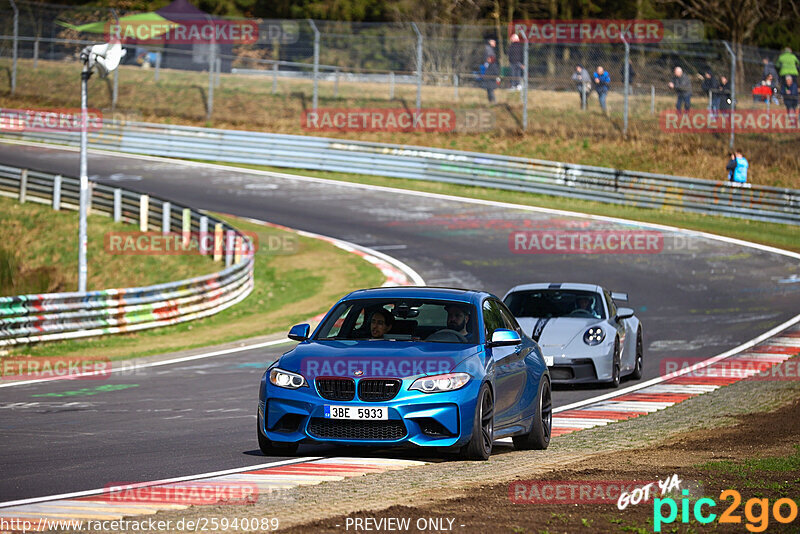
left=654, top=489, right=799, bottom=532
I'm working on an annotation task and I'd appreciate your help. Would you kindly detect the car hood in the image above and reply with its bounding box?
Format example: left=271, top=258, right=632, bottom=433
left=517, top=317, right=601, bottom=350
left=277, top=340, right=481, bottom=379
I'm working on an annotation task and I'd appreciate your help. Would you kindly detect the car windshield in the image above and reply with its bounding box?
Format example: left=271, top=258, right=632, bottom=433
left=314, top=298, right=479, bottom=343
left=504, top=289, right=605, bottom=320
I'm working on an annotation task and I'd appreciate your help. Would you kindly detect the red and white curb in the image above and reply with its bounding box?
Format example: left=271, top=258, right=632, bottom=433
left=550, top=325, right=800, bottom=437
left=0, top=458, right=425, bottom=524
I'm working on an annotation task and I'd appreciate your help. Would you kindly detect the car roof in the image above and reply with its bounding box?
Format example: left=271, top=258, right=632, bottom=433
left=503, top=282, right=604, bottom=298
left=342, top=286, right=488, bottom=305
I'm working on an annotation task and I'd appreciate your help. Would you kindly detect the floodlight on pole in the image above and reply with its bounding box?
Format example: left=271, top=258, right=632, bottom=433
left=78, top=40, right=125, bottom=293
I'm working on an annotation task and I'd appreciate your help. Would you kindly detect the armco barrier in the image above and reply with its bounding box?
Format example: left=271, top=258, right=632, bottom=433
left=2, top=121, right=799, bottom=225
left=0, top=164, right=254, bottom=346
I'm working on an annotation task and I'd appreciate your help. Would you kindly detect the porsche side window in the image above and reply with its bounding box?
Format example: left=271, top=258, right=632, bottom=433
left=483, top=300, right=504, bottom=340
left=604, top=290, right=617, bottom=318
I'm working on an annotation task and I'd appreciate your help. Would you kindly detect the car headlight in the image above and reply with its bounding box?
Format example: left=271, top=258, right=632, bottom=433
left=409, top=373, right=470, bottom=393
left=269, top=368, right=308, bottom=389
left=583, top=327, right=605, bottom=346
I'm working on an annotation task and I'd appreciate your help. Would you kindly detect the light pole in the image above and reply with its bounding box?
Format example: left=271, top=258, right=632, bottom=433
left=78, top=41, right=125, bottom=292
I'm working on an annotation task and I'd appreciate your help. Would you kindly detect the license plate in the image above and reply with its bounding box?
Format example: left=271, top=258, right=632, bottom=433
left=324, top=405, right=388, bottom=420
left=544, top=356, right=554, bottom=367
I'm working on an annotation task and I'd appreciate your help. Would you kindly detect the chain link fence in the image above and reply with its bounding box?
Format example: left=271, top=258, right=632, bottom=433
left=1, top=2, right=798, bottom=146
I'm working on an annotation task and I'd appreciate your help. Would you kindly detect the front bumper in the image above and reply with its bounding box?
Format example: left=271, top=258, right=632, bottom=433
left=258, top=378, right=481, bottom=448
left=547, top=353, right=614, bottom=384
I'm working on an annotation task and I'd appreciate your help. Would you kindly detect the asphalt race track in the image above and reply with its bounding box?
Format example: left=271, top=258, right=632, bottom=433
left=1, top=142, right=798, bottom=501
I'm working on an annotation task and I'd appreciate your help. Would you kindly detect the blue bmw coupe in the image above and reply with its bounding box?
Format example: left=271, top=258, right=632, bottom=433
left=258, top=287, right=551, bottom=460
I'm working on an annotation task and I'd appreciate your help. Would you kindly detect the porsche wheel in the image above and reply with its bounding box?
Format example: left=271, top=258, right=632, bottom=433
left=608, top=338, right=621, bottom=388
left=630, top=328, right=644, bottom=380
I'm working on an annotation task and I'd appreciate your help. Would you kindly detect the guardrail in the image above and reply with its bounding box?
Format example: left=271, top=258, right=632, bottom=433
left=2, top=121, right=799, bottom=225
left=0, top=163, right=254, bottom=347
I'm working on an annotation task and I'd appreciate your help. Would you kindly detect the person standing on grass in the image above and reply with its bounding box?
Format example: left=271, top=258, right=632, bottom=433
left=726, top=152, right=737, bottom=181
left=669, top=66, right=692, bottom=113
left=732, top=150, right=748, bottom=184
left=572, top=65, right=592, bottom=106
left=782, top=75, right=798, bottom=114
left=699, top=69, right=719, bottom=111
left=776, top=47, right=799, bottom=89
left=508, top=34, right=524, bottom=90
left=593, top=66, right=610, bottom=114
left=762, top=57, right=779, bottom=82
left=483, top=54, right=500, bottom=103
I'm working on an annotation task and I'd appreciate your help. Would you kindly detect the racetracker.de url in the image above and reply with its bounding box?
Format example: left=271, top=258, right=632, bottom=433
left=0, top=516, right=279, bottom=532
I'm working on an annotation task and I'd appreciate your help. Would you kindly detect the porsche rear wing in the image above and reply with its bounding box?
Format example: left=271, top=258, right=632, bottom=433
left=611, top=292, right=629, bottom=302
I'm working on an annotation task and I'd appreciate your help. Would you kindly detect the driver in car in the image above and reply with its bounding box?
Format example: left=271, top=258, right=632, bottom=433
left=575, top=295, right=593, bottom=312
left=369, top=309, right=394, bottom=339
left=444, top=304, right=470, bottom=336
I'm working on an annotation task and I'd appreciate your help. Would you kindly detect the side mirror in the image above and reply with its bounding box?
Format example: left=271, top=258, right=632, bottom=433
left=288, top=323, right=310, bottom=342
left=615, top=307, right=635, bottom=321
left=489, top=328, right=521, bottom=347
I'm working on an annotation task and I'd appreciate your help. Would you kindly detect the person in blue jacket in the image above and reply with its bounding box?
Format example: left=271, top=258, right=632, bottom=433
left=731, top=150, right=748, bottom=183
left=593, top=66, right=610, bottom=114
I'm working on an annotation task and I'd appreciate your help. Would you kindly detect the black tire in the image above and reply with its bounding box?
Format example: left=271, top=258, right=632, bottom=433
left=608, top=338, right=621, bottom=388
left=257, top=414, right=299, bottom=455
left=460, top=383, right=494, bottom=461
left=630, top=328, right=644, bottom=380
left=513, top=375, right=551, bottom=450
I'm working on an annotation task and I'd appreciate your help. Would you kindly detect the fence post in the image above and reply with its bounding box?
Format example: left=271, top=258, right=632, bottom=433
left=522, top=40, right=529, bottom=130
left=722, top=41, right=736, bottom=150
left=581, top=82, right=586, bottom=110
left=18, top=168, right=27, bottom=203
left=113, top=188, right=121, bottom=222
left=182, top=208, right=191, bottom=247
left=272, top=62, right=278, bottom=94
left=213, top=223, right=223, bottom=261
left=9, top=0, right=18, bottom=95
left=52, top=174, right=62, bottom=210
left=622, top=37, right=629, bottom=137
left=389, top=71, right=395, bottom=100
left=411, top=22, right=422, bottom=110
left=199, top=216, right=208, bottom=255
left=334, top=67, right=339, bottom=98
left=308, top=19, right=320, bottom=110
left=225, top=230, right=234, bottom=266
left=112, top=68, right=119, bottom=111
left=215, top=57, right=221, bottom=88
left=139, top=194, right=149, bottom=231
left=651, top=85, right=655, bottom=115
left=207, top=40, right=215, bottom=121
left=161, top=201, right=171, bottom=234
left=154, top=51, right=161, bottom=82
left=453, top=74, right=458, bottom=100
left=33, top=37, right=39, bottom=69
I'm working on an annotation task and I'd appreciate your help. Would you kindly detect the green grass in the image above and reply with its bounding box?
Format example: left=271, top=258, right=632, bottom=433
left=0, top=195, right=216, bottom=295
left=207, top=162, right=800, bottom=254
left=698, top=445, right=800, bottom=475
left=13, top=214, right=384, bottom=361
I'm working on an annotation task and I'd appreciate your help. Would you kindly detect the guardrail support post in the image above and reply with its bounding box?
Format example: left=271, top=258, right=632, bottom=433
left=199, top=216, right=209, bottom=255
left=225, top=230, right=234, bottom=266
left=161, top=201, right=171, bottom=234
left=18, top=168, right=27, bottom=203
left=213, top=223, right=223, bottom=261
left=113, top=188, right=122, bottom=222
left=53, top=174, right=62, bottom=210
left=139, top=194, right=149, bottom=231
left=182, top=208, right=191, bottom=248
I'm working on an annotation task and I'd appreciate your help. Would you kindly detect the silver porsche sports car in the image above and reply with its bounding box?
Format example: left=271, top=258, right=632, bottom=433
left=503, top=283, right=643, bottom=387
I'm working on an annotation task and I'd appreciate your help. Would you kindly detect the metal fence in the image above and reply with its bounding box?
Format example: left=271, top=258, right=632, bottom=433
left=3, top=121, right=797, bottom=225
left=0, top=163, right=255, bottom=346
left=2, top=3, right=799, bottom=144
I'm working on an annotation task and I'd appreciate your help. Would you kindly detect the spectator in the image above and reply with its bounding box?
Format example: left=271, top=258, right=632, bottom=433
left=485, top=39, right=497, bottom=62
left=668, top=66, right=692, bottom=113
left=699, top=70, right=719, bottom=111
left=620, top=59, right=635, bottom=94
left=508, top=34, right=524, bottom=90
left=762, top=57, right=779, bottom=82
left=572, top=65, right=592, bottom=106
left=593, top=66, right=610, bottom=114
left=776, top=47, right=799, bottom=93
left=482, top=54, right=500, bottom=103
left=732, top=150, right=748, bottom=184
left=783, top=75, right=798, bottom=113
left=725, top=152, right=737, bottom=181
left=718, top=75, right=732, bottom=111
left=762, top=74, right=780, bottom=104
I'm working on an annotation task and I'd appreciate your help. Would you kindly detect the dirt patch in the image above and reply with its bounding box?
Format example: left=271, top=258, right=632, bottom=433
left=285, top=399, right=800, bottom=534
